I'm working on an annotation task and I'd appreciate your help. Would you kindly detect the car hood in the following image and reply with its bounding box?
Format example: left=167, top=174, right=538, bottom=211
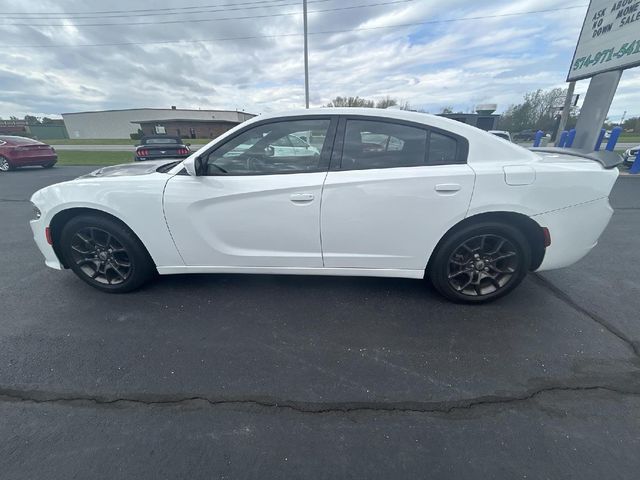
left=78, top=159, right=180, bottom=178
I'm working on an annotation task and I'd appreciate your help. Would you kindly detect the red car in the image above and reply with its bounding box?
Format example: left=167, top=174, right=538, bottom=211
left=0, top=136, right=57, bottom=171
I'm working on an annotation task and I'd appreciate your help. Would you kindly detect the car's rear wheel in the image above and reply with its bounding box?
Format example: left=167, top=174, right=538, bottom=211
left=59, top=215, right=155, bottom=293
left=42, top=162, right=55, bottom=169
left=429, top=222, right=530, bottom=303
left=0, top=156, right=12, bottom=172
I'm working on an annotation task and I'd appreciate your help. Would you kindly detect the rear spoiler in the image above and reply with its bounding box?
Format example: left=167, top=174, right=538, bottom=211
left=530, top=147, right=622, bottom=169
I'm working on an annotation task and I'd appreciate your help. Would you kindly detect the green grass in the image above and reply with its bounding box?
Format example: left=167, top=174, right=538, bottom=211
left=51, top=138, right=137, bottom=145
left=50, top=138, right=211, bottom=145
left=56, top=151, right=133, bottom=166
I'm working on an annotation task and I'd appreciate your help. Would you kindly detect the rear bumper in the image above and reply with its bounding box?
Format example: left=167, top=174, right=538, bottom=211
left=10, top=154, right=57, bottom=165
left=534, top=197, right=614, bottom=271
left=135, top=154, right=189, bottom=161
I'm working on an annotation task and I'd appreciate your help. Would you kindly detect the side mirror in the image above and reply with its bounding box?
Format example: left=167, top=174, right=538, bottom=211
left=194, top=155, right=207, bottom=175
left=184, top=155, right=205, bottom=176
left=265, top=145, right=275, bottom=157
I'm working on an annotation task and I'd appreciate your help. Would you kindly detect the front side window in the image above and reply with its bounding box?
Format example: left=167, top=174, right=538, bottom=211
left=205, top=119, right=330, bottom=175
left=341, top=120, right=427, bottom=170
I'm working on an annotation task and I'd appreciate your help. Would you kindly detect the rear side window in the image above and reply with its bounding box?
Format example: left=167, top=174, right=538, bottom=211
left=339, top=119, right=465, bottom=170
left=428, top=131, right=458, bottom=165
left=341, top=120, right=427, bottom=170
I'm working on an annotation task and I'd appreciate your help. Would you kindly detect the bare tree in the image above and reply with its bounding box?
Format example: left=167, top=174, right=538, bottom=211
left=324, top=96, right=375, bottom=108
left=375, top=96, right=398, bottom=109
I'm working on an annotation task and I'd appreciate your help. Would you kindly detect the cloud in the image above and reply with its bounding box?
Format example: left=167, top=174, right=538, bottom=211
left=0, top=0, right=637, bottom=120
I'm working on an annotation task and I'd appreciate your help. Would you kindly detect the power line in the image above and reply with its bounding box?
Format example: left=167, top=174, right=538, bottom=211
left=0, top=0, right=313, bottom=17
left=1, top=0, right=333, bottom=20
left=0, top=0, right=413, bottom=27
left=3, top=4, right=588, bottom=48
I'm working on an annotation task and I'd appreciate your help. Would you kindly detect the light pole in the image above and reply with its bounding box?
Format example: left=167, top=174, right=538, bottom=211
left=303, top=0, right=309, bottom=109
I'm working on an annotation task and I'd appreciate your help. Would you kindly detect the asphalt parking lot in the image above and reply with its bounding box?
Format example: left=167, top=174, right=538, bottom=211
left=1, top=167, right=639, bottom=479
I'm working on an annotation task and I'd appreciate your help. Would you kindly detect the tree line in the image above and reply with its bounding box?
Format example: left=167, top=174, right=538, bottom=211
left=0, top=115, right=58, bottom=125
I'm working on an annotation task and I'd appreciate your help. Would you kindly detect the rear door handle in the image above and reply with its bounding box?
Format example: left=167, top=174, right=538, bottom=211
left=290, top=193, right=314, bottom=203
left=435, top=183, right=461, bottom=193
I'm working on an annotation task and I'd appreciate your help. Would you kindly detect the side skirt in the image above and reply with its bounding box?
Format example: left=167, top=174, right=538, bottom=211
left=156, top=266, right=425, bottom=279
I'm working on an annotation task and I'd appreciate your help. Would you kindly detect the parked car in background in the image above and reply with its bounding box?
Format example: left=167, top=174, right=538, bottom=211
left=134, top=136, right=190, bottom=162
left=30, top=108, right=621, bottom=303
left=488, top=130, right=512, bottom=142
left=513, top=129, right=539, bottom=142
left=227, top=134, right=320, bottom=158
left=0, top=136, right=57, bottom=171
left=623, top=144, right=639, bottom=167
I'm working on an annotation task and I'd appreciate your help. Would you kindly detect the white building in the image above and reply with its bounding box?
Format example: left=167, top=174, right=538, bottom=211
left=62, top=107, right=255, bottom=139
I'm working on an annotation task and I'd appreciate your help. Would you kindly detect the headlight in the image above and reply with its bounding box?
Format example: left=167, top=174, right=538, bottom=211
left=31, top=202, right=41, bottom=220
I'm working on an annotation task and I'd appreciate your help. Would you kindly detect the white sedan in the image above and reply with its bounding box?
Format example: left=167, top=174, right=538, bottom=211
left=30, top=109, right=620, bottom=302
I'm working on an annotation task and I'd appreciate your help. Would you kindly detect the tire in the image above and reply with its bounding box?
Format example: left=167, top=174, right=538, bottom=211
left=0, top=156, right=12, bottom=172
left=42, top=162, right=55, bottom=169
left=59, top=214, right=156, bottom=293
left=428, top=222, right=531, bottom=303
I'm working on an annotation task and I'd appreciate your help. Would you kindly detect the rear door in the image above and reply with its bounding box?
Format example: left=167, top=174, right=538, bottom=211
left=320, top=117, right=475, bottom=271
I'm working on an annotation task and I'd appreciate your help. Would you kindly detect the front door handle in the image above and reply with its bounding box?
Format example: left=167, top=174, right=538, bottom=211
left=435, top=183, right=461, bottom=193
left=290, top=193, right=314, bottom=203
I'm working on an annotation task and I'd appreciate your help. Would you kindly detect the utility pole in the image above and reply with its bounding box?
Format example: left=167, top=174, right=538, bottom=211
left=555, top=81, right=575, bottom=145
left=303, top=0, right=309, bottom=109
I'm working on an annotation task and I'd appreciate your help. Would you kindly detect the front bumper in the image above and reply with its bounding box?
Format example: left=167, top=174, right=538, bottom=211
left=533, top=197, right=614, bottom=271
left=30, top=217, right=64, bottom=270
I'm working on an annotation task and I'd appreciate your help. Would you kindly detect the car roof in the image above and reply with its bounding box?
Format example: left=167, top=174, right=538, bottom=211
left=191, top=108, right=538, bottom=165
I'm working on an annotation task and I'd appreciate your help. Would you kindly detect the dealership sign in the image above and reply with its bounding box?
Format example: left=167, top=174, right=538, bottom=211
left=568, top=0, right=640, bottom=81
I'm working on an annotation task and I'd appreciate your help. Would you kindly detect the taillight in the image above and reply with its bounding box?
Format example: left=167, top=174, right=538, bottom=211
left=137, top=148, right=148, bottom=156
left=178, top=147, right=189, bottom=155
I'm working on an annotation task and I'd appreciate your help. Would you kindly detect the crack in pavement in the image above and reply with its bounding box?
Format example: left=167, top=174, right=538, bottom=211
left=1, top=384, right=639, bottom=414
left=0, top=198, right=29, bottom=203
left=532, top=273, right=640, bottom=359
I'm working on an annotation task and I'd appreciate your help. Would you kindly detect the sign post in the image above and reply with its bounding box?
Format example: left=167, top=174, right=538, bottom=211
left=554, top=81, right=576, bottom=144
left=567, top=0, right=640, bottom=150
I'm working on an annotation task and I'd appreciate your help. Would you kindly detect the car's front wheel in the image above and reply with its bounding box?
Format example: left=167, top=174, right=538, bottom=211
left=59, top=215, right=156, bottom=293
left=429, top=222, right=531, bottom=303
left=0, top=156, right=12, bottom=172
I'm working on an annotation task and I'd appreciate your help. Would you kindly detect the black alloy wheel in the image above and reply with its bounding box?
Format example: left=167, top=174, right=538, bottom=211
left=60, top=215, right=155, bottom=293
left=429, top=222, right=530, bottom=303
left=69, top=227, right=132, bottom=286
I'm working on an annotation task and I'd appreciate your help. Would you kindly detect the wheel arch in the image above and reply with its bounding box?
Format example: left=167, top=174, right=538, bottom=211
left=49, top=207, right=155, bottom=269
left=426, top=211, right=546, bottom=275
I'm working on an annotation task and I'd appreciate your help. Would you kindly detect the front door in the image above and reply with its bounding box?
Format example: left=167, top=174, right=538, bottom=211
left=163, top=117, right=336, bottom=268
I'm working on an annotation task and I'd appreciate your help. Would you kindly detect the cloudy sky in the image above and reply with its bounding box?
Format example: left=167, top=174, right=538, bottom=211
left=0, top=0, right=637, bottom=120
